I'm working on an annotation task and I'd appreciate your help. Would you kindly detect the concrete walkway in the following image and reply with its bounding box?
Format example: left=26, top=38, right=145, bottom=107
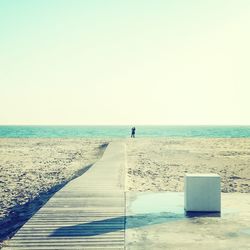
left=3, top=141, right=126, bottom=250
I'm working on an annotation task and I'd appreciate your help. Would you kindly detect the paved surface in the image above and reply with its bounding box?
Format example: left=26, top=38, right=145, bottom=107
left=126, top=192, right=250, bottom=250
left=3, top=141, right=126, bottom=250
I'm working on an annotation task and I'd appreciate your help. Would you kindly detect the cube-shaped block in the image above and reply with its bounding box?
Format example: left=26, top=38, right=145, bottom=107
left=184, top=174, right=221, bottom=212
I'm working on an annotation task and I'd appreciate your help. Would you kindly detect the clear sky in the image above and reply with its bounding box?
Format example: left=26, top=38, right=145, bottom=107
left=1, top=0, right=250, bottom=125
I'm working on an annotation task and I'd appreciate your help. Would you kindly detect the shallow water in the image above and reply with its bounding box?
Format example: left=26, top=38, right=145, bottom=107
left=1, top=125, right=250, bottom=138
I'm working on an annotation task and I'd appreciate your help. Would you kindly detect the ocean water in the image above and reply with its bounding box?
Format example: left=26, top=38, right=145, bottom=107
left=0, top=126, right=250, bottom=138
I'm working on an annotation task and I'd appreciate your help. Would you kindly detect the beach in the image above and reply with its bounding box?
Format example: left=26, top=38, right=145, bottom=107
left=126, top=138, right=250, bottom=193
left=0, top=138, right=109, bottom=242
left=1, top=137, right=249, bottom=220
left=1, top=137, right=250, bottom=245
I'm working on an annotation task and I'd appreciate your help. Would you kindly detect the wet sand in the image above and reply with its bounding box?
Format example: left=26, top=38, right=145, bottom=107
left=126, top=138, right=250, bottom=193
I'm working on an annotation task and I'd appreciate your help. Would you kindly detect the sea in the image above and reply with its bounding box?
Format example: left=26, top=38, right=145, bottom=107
left=0, top=126, right=250, bottom=138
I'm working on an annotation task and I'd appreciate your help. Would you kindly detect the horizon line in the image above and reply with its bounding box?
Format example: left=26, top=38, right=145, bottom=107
left=0, top=124, right=250, bottom=126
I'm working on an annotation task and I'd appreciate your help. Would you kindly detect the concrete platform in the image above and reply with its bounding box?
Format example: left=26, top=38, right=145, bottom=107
left=126, top=192, right=250, bottom=250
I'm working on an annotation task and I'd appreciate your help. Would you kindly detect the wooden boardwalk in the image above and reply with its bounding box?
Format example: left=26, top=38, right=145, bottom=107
left=3, top=142, right=126, bottom=250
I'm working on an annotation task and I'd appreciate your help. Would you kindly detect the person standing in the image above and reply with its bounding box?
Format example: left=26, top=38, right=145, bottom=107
left=131, top=127, right=136, bottom=138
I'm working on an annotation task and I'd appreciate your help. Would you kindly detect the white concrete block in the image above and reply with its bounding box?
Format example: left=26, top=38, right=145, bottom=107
left=184, top=174, right=221, bottom=212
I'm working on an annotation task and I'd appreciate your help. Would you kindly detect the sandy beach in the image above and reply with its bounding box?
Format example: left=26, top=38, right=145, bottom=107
left=1, top=137, right=250, bottom=245
left=0, top=138, right=109, bottom=242
left=1, top=137, right=249, bottom=220
left=126, top=138, right=250, bottom=193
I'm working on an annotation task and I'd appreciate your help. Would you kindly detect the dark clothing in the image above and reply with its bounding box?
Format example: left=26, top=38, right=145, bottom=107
left=131, top=127, right=136, bottom=138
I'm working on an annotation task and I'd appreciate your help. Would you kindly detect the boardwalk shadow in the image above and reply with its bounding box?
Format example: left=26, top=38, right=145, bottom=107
left=50, top=212, right=184, bottom=237
left=0, top=164, right=93, bottom=242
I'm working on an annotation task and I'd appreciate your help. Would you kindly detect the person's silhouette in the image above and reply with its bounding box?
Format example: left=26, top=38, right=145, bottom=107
left=131, top=127, right=136, bottom=138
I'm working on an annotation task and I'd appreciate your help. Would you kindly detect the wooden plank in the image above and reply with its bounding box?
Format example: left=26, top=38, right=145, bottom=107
left=3, top=142, right=126, bottom=249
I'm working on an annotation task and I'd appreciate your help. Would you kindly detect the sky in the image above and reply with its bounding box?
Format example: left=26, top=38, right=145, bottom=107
left=1, top=0, right=250, bottom=125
